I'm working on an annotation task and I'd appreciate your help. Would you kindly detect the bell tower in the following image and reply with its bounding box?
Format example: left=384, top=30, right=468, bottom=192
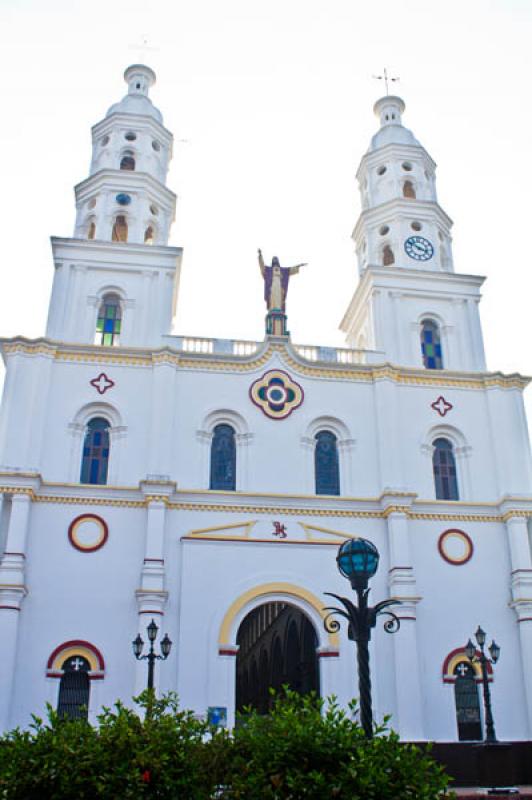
left=341, top=96, right=486, bottom=372
left=45, top=65, right=182, bottom=348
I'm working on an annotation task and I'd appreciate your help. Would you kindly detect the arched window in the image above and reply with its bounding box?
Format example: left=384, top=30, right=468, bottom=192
left=315, top=430, right=340, bottom=495
left=453, top=662, right=482, bottom=741
left=87, top=220, right=96, bottom=240
left=80, top=418, right=110, bottom=485
left=95, top=293, right=122, bottom=346
left=144, top=225, right=154, bottom=245
left=403, top=180, right=416, bottom=199
left=57, top=655, right=91, bottom=720
left=210, top=424, right=236, bottom=490
left=111, top=215, right=128, bottom=243
left=433, top=437, right=459, bottom=500
left=120, top=151, right=135, bottom=171
left=383, top=244, right=395, bottom=266
left=421, top=319, right=443, bottom=369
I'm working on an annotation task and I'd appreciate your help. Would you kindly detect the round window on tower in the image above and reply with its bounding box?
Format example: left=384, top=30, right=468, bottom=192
left=150, top=204, right=159, bottom=216
left=116, top=193, right=132, bottom=206
left=402, top=162, right=413, bottom=171
left=377, top=165, right=387, bottom=176
left=124, top=131, right=137, bottom=141
left=411, top=221, right=422, bottom=231
left=101, top=135, right=110, bottom=147
left=379, top=225, right=390, bottom=236
left=152, top=140, right=161, bottom=152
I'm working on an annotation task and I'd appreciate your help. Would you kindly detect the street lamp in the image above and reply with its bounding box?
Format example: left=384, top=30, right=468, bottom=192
left=465, top=625, right=500, bottom=743
left=132, top=618, right=172, bottom=690
left=323, top=537, right=401, bottom=738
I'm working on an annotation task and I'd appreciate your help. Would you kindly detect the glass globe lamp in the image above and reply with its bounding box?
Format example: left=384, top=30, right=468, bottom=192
left=336, top=537, right=380, bottom=589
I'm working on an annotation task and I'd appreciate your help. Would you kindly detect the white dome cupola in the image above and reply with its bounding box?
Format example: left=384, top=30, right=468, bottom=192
left=73, top=64, right=176, bottom=247
left=353, top=95, right=453, bottom=276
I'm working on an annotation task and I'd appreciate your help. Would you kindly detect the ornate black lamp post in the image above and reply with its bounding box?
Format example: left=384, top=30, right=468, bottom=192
left=323, top=538, right=401, bottom=738
left=465, top=625, right=500, bottom=743
left=132, top=618, right=172, bottom=690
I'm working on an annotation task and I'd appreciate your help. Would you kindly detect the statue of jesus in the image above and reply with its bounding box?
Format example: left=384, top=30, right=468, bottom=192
left=258, top=249, right=306, bottom=313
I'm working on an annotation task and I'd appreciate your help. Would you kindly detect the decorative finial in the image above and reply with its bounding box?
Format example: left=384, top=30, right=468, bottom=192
left=372, top=68, right=400, bottom=96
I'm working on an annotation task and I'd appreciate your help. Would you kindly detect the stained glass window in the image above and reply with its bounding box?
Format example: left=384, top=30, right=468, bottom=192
left=315, top=430, right=340, bottom=495
left=453, top=662, right=482, bottom=741
left=80, top=418, right=110, bottom=485
left=57, top=655, right=91, bottom=720
left=433, top=437, right=459, bottom=500
left=210, top=424, right=236, bottom=491
left=421, top=320, right=443, bottom=369
left=95, top=294, right=121, bottom=346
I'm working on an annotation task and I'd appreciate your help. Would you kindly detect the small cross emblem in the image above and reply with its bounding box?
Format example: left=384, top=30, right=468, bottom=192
left=90, top=373, right=115, bottom=395
left=70, top=657, right=85, bottom=671
left=431, top=396, right=453, bottom=417
left=272, top=521, right=287, bottom=538
left=456, top=662, right=469, bottom=677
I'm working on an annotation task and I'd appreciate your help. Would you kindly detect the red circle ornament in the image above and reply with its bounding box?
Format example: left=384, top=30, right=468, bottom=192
left=68, top=514, right=109, bottom=553
left=437, top=529, right=473, bottom=565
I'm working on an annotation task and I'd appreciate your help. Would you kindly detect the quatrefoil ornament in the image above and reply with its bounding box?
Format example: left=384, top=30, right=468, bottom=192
left=249, top=369, right=304, bottom=420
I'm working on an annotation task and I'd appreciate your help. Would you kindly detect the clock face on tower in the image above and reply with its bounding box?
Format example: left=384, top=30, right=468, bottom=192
left=404, top=236, right=434, bottom=261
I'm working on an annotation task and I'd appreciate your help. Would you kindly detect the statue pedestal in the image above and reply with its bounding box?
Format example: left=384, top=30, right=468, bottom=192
left=266, top=311, right=288, bottom=336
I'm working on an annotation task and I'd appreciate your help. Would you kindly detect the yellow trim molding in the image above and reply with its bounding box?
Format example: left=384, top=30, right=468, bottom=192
left=218, top=582, right=339, bottom=648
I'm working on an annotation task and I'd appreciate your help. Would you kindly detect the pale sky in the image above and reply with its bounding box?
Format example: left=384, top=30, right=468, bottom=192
left=1, top=0, right=531, bottom=428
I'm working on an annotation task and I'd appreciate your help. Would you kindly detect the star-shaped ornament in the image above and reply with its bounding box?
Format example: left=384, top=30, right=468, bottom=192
left=90, top=373, right=115, bottom=395
left=431, top=396, right=453, bottom=417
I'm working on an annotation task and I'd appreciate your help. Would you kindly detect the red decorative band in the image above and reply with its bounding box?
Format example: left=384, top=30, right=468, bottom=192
left=397, top=616, right=416, bottom=621
left=218, top=648, right=238, bottom=656
left=139, top=609, right=164, bottom=615
left=0, top=605, right=20, bottom=611
left=144, top=558, right=164, bottom=563
left=46, top=670, right=105, bottom=681
left=517, top=617, right=532, bottom=623
left=3, top=552, right=25, bottom=558
left=318, top=651, right=340, bottom=658
left=388, top=566, right=412, bottom=572
left=47, top=639, right=105, bottom=671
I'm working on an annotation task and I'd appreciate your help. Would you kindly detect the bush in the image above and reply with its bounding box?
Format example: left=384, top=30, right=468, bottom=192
left=0, top=690, right=453, bottom=799
left=0, top=692, right=213, bottom=800
left=218, top=690, right=453, bottom=799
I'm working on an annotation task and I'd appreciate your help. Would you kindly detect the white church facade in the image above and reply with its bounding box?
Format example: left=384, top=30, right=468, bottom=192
left=0, top=65, right=531, bottom=743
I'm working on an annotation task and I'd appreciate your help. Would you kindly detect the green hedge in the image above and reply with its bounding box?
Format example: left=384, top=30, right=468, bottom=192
left=0, top=691, right=453, bottom=799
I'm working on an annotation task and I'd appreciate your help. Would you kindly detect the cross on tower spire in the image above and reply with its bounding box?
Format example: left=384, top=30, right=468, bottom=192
left=372, top=68, right=400, bottom=96
left=128, top=34, right=159, bottom=64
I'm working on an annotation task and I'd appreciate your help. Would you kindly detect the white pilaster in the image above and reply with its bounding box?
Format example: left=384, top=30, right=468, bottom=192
left=0, top=493, right=31, bottom=730
left=506, top=514, right=532, bottom=736
left=385, top=506, right=425, bottom=739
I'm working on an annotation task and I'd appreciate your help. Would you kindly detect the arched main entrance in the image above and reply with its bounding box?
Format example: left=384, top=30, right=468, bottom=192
left=236, top=602, right=320, bottom=714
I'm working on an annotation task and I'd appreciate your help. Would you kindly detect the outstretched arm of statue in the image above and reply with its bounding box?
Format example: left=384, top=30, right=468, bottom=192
left=258, top=248, right=265, bottom=277
left=288, top=262, right=307, bottom=275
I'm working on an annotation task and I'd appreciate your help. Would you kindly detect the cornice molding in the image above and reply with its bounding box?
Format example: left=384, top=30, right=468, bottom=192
left=0, top=475, right=530, bottom=522
left=0, top=337, right=528, bottom=390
